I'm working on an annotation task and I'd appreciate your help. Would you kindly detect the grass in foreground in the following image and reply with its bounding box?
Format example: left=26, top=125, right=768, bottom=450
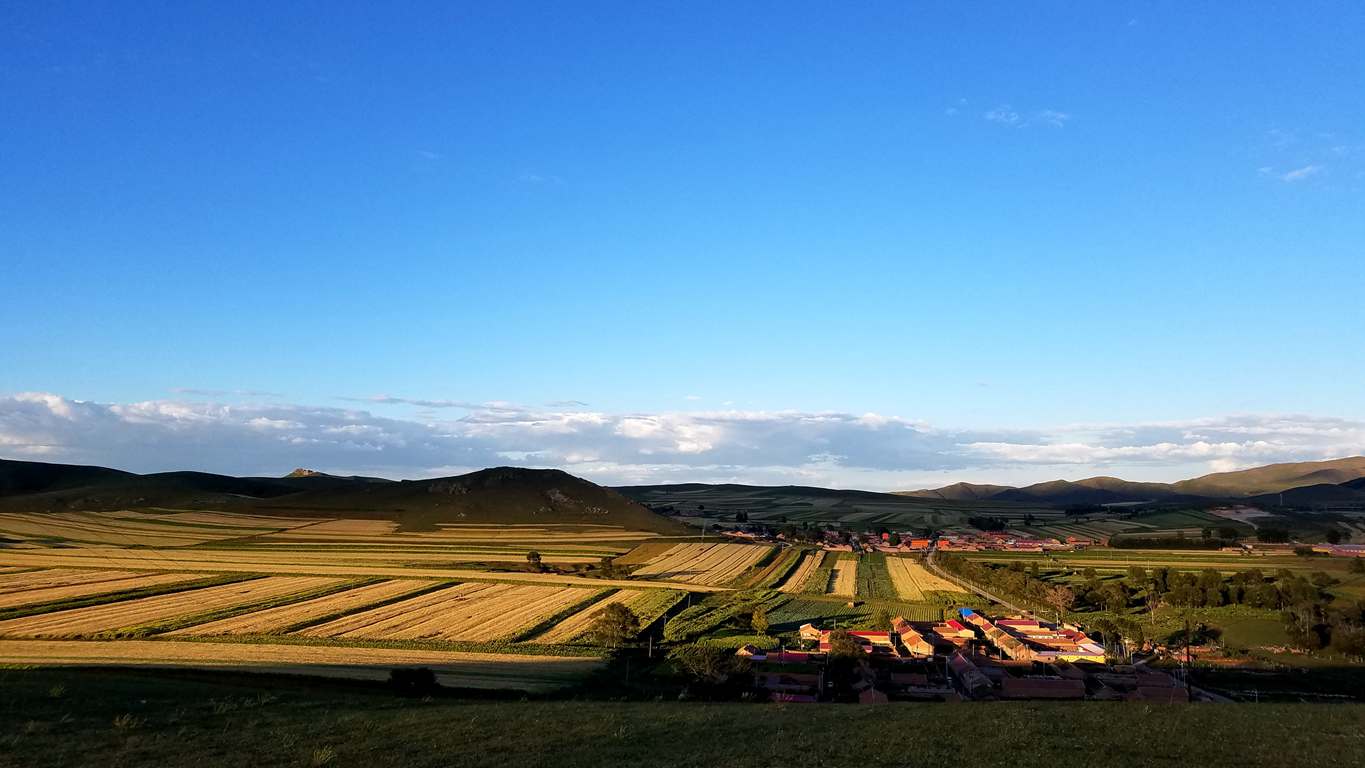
left=2, top=669, right=1364, bottom=768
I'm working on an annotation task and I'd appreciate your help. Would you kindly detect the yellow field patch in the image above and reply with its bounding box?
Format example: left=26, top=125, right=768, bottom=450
left=777, top=552, right=822, bottom=593
left=0, top=576, right=341, bottom=638
left=828, top=558, right=857, bottom=597
left=886, top=557, right=960, bottom=600
left=0, top=549, right=727, bottom=591
left=630, top=543, right=771, bottom=585
left=0, top=639, right=601, bottom=692
left=297, top=582, right=600, bottom=642
left=0, top=572, right=210, bottom=610
left=166, top=579, right=436, bottom=636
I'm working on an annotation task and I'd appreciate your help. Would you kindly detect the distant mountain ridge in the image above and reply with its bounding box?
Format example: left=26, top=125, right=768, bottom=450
left=899, top=456, right=1365, bottom=505
left=0, top=459, right=688, bottom=534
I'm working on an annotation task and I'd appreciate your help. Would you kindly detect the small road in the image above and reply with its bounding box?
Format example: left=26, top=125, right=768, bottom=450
left=923, top=549, right=1031, bottom=615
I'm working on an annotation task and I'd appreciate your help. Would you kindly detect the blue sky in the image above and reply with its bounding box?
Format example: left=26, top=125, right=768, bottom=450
left=2, top=2, right=1363, bottom=487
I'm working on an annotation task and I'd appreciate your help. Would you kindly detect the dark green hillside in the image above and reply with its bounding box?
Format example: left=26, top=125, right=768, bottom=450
left=0, top=460, right=689, bottom=535
left=256, top=467, right=692, bottom=534
left=1174, top=456, right=1365, bottom=497
left=897, top=481, right=1011, bottom=501
left=0, top=458, right=134, bottom=496
left=615, top=481, right=1044, bottom=529
left=3, top=669, right=1363, bottom=768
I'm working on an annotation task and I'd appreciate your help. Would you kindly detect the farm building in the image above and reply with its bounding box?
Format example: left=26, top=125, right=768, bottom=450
left=959, top=609, right=1105, bottom=663
left=890, top=616, right=935, bottom=656
left=947, top=652, right=992, bottom=698
left=817, top=630, right=898, bottom=655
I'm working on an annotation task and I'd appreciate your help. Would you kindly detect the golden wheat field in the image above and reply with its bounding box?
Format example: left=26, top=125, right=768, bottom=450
left=0, top=509, right=738, bottom=690
left=164, top=578, right=436, bottom=636
left=0, top=570, right=210, bottom=610
left=297, top=582, right=603, bottom=642
left=629, top=543, right=771, bottom=585
left=885, top=557, right=960, bottom=600
left=0, top=639, right=601, bottom=691
left=827, top=557, right=857, bottom=597
left=0, top=576, right=342, bottom=638
left=529, top=588, right=684, bottom=644
left=776, top=552, right=822, bottom=593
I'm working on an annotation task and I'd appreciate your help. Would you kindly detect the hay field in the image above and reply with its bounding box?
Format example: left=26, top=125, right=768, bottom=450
left=530, top=589, right=684, bottom=644
left=297, top=582, right=601, bottom=642
left=0, top=576, right=341, bottom=638
left=0, top=639, right=601, bottom=692
left=165, top=579, right=436, bottom=636
left=885, top=557, right=960, bottom=600
left=0, top=512, right=277, bottom=547
left=629, top=543, right=772, bottom=585
left=0, top=549, right=729, bottom=591
left=0, top=571, right=210, bottom=610
left=0, top=568, right=151, bottom=596
left=827, top=557, right=857, bottom=597
left=776, top=552, right=823, bottom=593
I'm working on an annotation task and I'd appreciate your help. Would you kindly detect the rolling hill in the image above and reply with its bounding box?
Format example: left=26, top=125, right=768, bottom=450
left=896, top=482, right=1011, bottom=501
left=902, top=456, right=1365, bottom=505
left=0, top=459, right=689, bottom=535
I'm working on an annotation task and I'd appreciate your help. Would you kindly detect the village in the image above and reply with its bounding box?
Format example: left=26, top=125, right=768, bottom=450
left=734, top=607, right=1188, bottom=703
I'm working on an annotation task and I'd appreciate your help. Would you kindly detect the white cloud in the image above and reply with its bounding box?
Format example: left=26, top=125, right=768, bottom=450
left=1034, top=109, right=1070, bottom=128
left=0, top=392, right=1360, bottom=490
left=984, top=106, right=1021, bottom=126
left=983, top=106, right=1070, bottom=129
left=1281, top=164, right=1324, bottom=182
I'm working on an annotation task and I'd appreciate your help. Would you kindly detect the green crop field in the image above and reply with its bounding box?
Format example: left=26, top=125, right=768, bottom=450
left=3, top=669, right=1364, bottom=768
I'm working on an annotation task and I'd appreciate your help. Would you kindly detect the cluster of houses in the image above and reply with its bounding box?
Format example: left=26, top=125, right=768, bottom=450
left=935, top=531, right=1097, bottom=551
left=722, top=528, right=1093, bottom=553
left=736, top=608, right=1183, bottom=703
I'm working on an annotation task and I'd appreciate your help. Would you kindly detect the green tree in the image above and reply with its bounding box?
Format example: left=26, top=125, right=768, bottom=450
left=825, top=628, right=865, bottom=659
left=871, top=608, right=893, bottom=632
left=589, top=603, right=640, bottom=648
left=750, top=606, right=770, bottom=635
left=525, top=550, right=543, bottom=572
left=598, top=556, right=616, bottom=578
left=1047, top=584, right=1076, bottom=618
left=669, top=644, right=747, bottom=683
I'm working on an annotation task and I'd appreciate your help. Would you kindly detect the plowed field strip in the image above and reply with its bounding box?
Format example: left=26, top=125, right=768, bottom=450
left=0, top=639, right=601, bottom=692
left=165, top=579, right=437, bottom=636
left=0, top=576, right=341, bottom=638
left=0, top=573, right=210, bottom=610
left=0, top=550, right=727, bottom=591
left=777, top=553, right=821, bottom=593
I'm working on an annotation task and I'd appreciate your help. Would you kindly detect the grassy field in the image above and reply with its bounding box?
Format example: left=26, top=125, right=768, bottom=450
left=3, top=669, right=1364, bottom=768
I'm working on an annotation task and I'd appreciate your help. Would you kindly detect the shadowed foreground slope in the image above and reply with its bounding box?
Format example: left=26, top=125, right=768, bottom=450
left=2, top=669, right=1363, bottom=768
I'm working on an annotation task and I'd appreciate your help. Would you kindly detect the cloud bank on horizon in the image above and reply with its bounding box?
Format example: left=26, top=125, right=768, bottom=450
left=2, top=392, right=1361, bottom=491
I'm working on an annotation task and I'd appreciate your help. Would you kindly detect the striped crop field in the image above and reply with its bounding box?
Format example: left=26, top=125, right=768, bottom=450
left=0, top=568, right=157, bottom=596
left=885, top=557, right=961, bottom=600
left=296, top=582, right=603, bottom=642
left=0, top=576, right=342, bottom=638
left=0, top=512, right=281, bottom=547
left=530, top=589, right=685, bottom=644
left=629, top=543, right=772, bottom=585
left=0, top=571, right=211, bottom=610
left=827, top=556, right=857, bottom=597
left=0, top=639, right=602, bottom=692
left=164, top=579, right=437, bottom=636
left=0, top=549, right=729, bottom=591
left=777, top=552, right=823, bottom=593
